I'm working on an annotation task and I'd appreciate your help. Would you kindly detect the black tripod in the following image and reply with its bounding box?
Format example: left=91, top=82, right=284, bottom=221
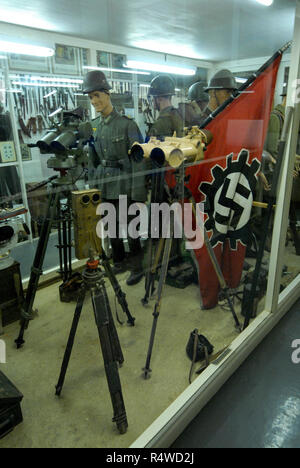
left=142, top=164, right=241, bottom=379
left=15, top=171, right=80, bottom=349
left=143, top=164, right=185, bottom=379
left=55, top=255, right=129, bottom=434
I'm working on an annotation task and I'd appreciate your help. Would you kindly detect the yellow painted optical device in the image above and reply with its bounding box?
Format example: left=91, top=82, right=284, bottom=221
left=72, top=189, right=102, bottom=260
left=130, top=127, right=213, bottom=168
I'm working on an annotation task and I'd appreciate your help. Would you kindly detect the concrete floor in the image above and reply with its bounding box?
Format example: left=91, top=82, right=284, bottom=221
left=0, top=269, right=242, bottom=448
left=172, top=297, right=300, bottom=448
left=0, top=240, right=298, bottom=448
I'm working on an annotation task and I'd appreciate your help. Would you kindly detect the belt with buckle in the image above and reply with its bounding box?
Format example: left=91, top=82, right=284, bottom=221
left=101, top=160, right=123, bottom=169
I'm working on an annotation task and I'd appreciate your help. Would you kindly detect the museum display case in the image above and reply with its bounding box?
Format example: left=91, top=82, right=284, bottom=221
left=0, top=0, right=299, bottom=449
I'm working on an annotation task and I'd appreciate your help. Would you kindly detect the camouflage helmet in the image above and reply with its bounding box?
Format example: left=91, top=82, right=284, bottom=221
left=82, top=70, right=111, bottom=94
left=204, top=69, right=238, bottom=92
left=148, top=75, right=175, bottom=97
left=188, top=81, right=209, bottom=102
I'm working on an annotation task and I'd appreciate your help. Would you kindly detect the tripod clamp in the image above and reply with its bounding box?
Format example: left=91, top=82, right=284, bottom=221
left=82, top=259, right=105, bottom=289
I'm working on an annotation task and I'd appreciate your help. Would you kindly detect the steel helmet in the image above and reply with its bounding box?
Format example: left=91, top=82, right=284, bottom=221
left=148, top=75, right=175, bottom=97
left=188, top=82, right=209, bottom=102
left=82, top=70, right=111, bottom=94
left=204, top=69, right=238, bottom=92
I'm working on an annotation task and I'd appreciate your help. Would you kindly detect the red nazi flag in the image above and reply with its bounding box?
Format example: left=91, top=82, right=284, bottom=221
left=186, top=55, right=282, bottom=309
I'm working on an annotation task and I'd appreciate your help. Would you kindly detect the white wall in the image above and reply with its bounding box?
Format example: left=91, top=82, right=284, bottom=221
left=0, top=22, right=213, bottom=71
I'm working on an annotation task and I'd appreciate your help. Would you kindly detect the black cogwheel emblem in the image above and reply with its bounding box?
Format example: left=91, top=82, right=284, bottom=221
left=199, top=149, right=260, bottom=249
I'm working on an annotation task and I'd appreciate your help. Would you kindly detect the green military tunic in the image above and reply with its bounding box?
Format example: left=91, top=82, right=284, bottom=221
left=264, top=103, right=285, bottom=159
left=89, top=108, right=147, bottom=201
left=146, top=106, right=185, bottom=266
left=147, top=106, right=184, bottom=138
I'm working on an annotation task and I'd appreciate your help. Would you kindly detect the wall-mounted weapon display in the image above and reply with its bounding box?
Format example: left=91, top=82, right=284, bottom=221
left=9, top=74, right=87, bottom=140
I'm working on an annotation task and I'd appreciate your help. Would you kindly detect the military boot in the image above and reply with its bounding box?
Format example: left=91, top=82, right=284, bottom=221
left=126, top=269, right=144, bottom=286
left=112, top=262, right=129, bottom=275
left=126, top=253, right=144, bottom=286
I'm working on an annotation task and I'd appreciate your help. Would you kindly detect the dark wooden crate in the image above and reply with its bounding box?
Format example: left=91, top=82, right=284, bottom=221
left=0, top=261, right=24, bottom=326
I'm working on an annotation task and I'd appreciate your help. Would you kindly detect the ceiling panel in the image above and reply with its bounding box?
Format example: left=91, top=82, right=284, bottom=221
left=0, top=0, right=296, bottom=62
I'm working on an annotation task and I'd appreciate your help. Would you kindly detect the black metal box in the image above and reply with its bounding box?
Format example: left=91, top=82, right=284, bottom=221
left=0, top=261, right=24, bottom=326
left=0, top=370, right=23, bottom=439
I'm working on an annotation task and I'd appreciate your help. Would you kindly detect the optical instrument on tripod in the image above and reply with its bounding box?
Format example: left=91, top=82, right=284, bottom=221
left=14, top=106, right=136, bottom=432
left=130, top=128, right=241, bottom=379
left=15, top=107, right=94, bottom=348
left=57, top=189, right=135, bottom=434
left=54, top=189, right=135, bottom=434
left=55, top=250, right=130, bottom=435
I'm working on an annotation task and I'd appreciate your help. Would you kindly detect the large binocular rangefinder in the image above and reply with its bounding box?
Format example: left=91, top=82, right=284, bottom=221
left=130, top=126, right=213, bottom=168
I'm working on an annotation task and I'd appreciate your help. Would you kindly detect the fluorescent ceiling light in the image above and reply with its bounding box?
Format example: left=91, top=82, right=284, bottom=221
left=125, top=60, right=196, bottom=76
left=10, top=74, right=82, bottom=84
left=12, top=81, right=80, bottom=89
left=0, top=11, right=55, bottom=31
left=132, top=40, right=205, bottom=60
left=32, top=76, right=83, bottom=84
left=83, top=66, right=150, bottom=76
left=255, top=0, right=273, bottom=6
left=0, top=40, right=54, bottom=57
left=0, top=88, right=22, bottom=93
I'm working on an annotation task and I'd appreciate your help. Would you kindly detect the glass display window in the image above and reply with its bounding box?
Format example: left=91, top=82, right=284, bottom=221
left=0, top=1, right=298, bottom=449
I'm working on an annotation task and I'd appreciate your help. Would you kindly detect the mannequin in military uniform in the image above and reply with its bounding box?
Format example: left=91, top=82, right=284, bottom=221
left=199, top=69, right=238, bottom=125
left=147, top=75, right=184, bottom=269
left=188, top=81, right=209, bottom=113
left=147, top=75, right=184, bottom=139
left=265, top=88, right=287, bottom=162
left=82, top=70, right=147, bottom=285
left=177, top=81, right=209, bottom=127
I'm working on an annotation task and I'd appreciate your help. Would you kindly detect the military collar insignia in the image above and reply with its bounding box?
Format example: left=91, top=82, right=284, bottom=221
left=102, top=108, right=119, bottom=125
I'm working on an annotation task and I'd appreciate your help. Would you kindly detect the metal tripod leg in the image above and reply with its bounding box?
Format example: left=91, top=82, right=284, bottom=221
left=55, top=286, right=86, bottom=396
left=143, top=236, right=154, bottom=305
left=189, top=198, right=241, bottom=332
left=101, top=250, right=135, bottom=326
left=91, top=285, right=128, bottom=434
left=142, top=238, right=165, bottom=306
left=202, top=228, right=242, bottom=332
left=15, top=189, right=60, bottom=348
left=55, top=264, right=128, bottom=434
left=143, top=233, right=173, bottom=379
left=143, top=168, right=166, bottom=306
